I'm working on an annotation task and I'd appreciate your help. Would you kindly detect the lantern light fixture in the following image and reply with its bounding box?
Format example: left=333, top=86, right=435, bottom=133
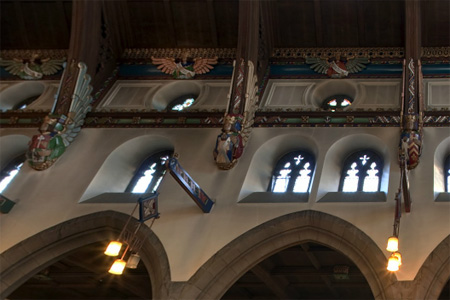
left=109, top=259, right=127, bottom=275
left=386, top=236, right=399, bottom=252
left=387, top=253, right=400, bottom=272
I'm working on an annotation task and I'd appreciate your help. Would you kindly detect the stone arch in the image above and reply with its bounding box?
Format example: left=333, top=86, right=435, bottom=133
left=238, top=133, right=319, bottom=200
left=414, top=235, right=450, bottom=300
left=179, top=210, right=396, bottom=300
left=0, top=211, right=171, bottom=299
left=0, top=81, right=45, bottom=111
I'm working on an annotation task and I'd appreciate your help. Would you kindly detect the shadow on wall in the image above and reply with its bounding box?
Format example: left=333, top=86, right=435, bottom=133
left=79, top=135, right=175, bottom=202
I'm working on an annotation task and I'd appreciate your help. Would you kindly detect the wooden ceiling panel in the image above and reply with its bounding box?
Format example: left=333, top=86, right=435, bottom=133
left=319, top=0, right=360, bottom=47
left=128, top=1, right=175, bottom=48
left=359, top=1, right=405, bottom=47
left=20, top=1, right=71, bottom=49
left=274, top=0, right=317, bottom=47
left=213, top=1, right=239, bottom=48
left=0, top=0, right=71, bottom=50
left=421, top=0, right=450, bottom=47
left=170, top=1, right=215, bottom=47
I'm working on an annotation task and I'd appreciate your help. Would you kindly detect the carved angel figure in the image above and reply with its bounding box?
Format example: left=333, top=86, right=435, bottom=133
left=27, top=62, right=92, bottom=170
left=306, top=55, right=369, bottom=78
left=152, top=51, right=217, bottom=79
left=0, top=54, right=65, bottom=80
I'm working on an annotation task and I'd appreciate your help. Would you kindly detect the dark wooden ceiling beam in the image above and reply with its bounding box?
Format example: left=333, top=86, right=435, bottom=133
left=63, top=256, right=150, bottom=299
left=301, top=244, right=340, bottom=299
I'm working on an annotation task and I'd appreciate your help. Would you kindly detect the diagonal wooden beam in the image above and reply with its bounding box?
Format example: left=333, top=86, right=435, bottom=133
left=250, top=264, right=293, bottom=299
left=300, top=244, right=340, bottom=298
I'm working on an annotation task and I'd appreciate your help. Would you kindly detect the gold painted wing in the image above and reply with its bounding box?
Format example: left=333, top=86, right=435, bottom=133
left=151, top=56, right=177, bottom=74
left=193, top=57, right=218, bottom=74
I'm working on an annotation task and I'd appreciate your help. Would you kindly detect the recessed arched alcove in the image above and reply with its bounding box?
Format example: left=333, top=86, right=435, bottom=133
left=151, top=81, right=202, bottom=111
left=434, top=136, right=450, bottom=195
left=80, top=135, right=175, bottom=202
left=308, top=79, right=361, bottom=109
left=0, top=134, right=30, bottom=167
left=0, top=210, right=171, bottom=300
left=238, top=133, right=319, bottom=201
left=178, top=210, right=396, bottom=300
left=0, top=81, right=45, bottom=111
left=317, top=133, right=392, bottom=200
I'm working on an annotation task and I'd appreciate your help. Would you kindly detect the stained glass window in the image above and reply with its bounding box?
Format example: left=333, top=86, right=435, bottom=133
left=269, top=151, right=315, bottom=193
left=0, top=154, right=26, bottom=193
left=322, top=95, right=353, bottom=112
left=339, top=150, right=383, bottom=192
left=167, top=94, right=196, bottom=111
left=126, top=150, right=172, bottom=193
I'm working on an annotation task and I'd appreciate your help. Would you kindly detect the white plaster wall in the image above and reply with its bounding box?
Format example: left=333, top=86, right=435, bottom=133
left=0, top=126, right=449, bottom=284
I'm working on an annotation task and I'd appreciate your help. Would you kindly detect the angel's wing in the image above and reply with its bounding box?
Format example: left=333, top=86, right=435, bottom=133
left=151, top=57, right=177, bottom=75
left=41, top=58, right=66, bottom=75
left=346, top=57, right=370, bottom=73
left=60, top=63, right=92, bottom=147
left=0, top=58, right=25, bottom=75
left=305, top=57, right=329, bottom=74
left=193, top=57, right=218, bottom=74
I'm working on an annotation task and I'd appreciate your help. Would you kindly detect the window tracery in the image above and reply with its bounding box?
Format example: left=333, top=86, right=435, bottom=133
left=0, top=154, right=26, bottom=193
left=269, top=151, right=315, bottom=193
left=339, top=150, right=382, bottom=192
left=126, top=150, right=172, bottom=193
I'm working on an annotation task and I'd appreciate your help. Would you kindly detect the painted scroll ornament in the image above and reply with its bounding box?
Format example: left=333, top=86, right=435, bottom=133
left=306, top=55, right=369, bottom=78
left=27, top=62, right=92, bottom=170
left=0, top=54, right=65, bottom=80
left=151, top=51, right=217, bottom=79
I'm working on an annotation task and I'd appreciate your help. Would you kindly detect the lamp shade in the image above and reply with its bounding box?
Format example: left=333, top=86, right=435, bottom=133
left=393, top=252, right=402, bottom=266
left=386, top=236, right=399, bottom=252
left=104, top=241, right=123, bottom=256
left=109, top=259, right=126, bottom=275
left=387, top=254, right=400, bottom=271
left=126, top=253, right=141, bottom=269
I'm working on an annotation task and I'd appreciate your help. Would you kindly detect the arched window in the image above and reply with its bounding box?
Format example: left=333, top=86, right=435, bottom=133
left=269, top=151, right=315, bottom=193
left=445, top=155, right=450, bottom=193
left=322, top=94, right=353, bottom=112
left=339, top=150, right=383, bottom=192
left=167, top=94, right=196, bottom=111
left=0, top=154, right=26, bottom=193
left=126, top=150, right=173, bottom=193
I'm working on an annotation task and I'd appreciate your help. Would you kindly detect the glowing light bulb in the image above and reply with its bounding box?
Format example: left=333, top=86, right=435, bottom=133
left=387, top=254, right=400, bottom=271
left=104, top=241, right=122, bottom=256
left=109, top=259, right=126, bottom=275
left=393, top=252, right=402, bottom=266
left=386, top=236, right=399, bottom=252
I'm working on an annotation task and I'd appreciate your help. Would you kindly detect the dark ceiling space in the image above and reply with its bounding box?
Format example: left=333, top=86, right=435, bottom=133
left=222, top=242, right=374, bottom=300
left=7, top=241, right=152, bottom=300
left=1, top=0, right=449, bottom=52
